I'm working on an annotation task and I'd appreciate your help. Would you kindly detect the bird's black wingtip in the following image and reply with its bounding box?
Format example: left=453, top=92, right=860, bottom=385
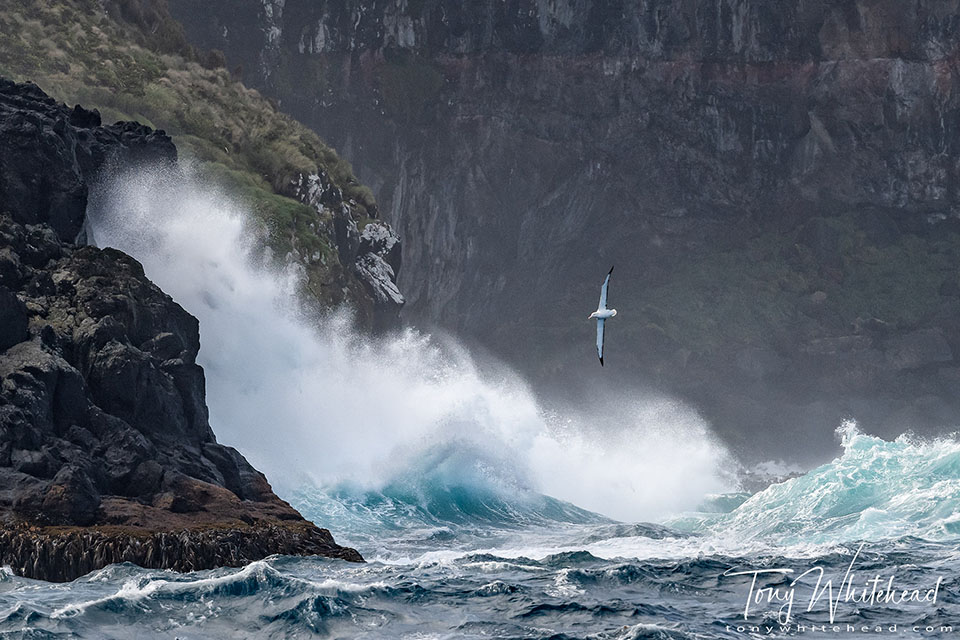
left=608, top=265, right=614, bottom=274
left=599, top=356, right=604, bottom=366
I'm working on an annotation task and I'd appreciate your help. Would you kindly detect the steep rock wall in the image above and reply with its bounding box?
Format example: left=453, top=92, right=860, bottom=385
left=172, top=1, right=960, bottom=457
left=0, top=78, right=361, bottom=581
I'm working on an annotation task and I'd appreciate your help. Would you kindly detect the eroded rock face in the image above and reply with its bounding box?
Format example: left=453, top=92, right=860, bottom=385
left=172, top=1, right=960, bottom=457
left=288, top=172, right=406, bottom=332
left=0, top=213, right=362, bottom=580
left=286, top=171, right=404, bottom=329
left=0, top=78, right=176, bottom=242
left=355, top=222, right=404, bottom=329
left=0, top=78, right=361, bottom=581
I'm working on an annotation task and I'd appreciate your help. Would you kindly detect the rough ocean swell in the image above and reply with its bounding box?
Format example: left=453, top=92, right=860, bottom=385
left=4, top=425, right=960, bottom=639
left=2, top=171, right=958, bottom=639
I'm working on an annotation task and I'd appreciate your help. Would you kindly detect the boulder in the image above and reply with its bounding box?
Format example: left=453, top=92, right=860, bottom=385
left=353, top=222, right=405, bottom=330
left=0, top=78, right=176, bottom=242
left=41, top=465, right=101, bottom=526
left=359, top=222, right=402, bottom=273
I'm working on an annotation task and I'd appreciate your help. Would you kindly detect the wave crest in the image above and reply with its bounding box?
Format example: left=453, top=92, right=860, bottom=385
left=88, top=166, right=735, bottom=524
left=703, top=421, right=960, bottom=544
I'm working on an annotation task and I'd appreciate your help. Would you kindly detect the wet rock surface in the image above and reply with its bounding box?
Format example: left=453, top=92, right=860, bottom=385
left=0, top=522, right=360, bottom=583
left=287, top=170, right=404, bottom=330
left=0, top=78, right=361, bottom=582
left=0, top=78, right=176, bottom=243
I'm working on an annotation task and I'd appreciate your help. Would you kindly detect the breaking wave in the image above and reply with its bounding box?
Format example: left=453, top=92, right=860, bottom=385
left=5, top=167, right=959, bottom=640
left=671, top=422, right=960, bottom=546
left=87, top=166, right=735, bottom=525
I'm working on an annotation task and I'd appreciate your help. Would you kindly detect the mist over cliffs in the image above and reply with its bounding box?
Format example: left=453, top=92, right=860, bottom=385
left=169, top=0, right=960, bottom=460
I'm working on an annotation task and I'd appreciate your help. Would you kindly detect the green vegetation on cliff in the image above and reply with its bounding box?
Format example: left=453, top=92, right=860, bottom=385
left=0, top=0, right=378, bottom=314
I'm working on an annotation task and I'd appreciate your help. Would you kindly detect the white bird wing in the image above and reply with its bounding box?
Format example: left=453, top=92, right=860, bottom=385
left=596, top=318, right=605, bottom=366
left=598, top=266, right=614, bottom=310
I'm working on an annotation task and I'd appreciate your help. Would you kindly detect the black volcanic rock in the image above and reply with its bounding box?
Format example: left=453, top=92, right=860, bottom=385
left=0, top=287, right=28, bottom=351
left=0, top=79, right=360, bottom=581
left=0, top=78, right=176, bottom=243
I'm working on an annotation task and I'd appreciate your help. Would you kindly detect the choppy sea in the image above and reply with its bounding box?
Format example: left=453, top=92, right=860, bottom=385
left=3, top=426, right=959, bottom=639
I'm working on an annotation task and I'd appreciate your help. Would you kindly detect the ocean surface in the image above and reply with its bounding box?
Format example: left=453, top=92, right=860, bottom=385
left=5, top=168, right=953, bottom=638
left=2, top=425, right=959, bottom=639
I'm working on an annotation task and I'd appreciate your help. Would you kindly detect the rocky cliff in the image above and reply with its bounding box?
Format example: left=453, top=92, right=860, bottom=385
left=171, top=0, right=960, bottom=459
left=0, top=0, right=406, bottom=332
left=0, top=78, right=361, bottom=581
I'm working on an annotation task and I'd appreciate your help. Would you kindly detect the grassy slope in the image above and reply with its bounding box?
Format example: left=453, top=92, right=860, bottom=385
left=0, top=0, right=379, bottom=317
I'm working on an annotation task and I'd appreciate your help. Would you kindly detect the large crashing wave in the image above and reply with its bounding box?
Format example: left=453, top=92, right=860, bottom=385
left=676, top=422, right=960, bottom=545
left=87, top=166, right=735, bottom=526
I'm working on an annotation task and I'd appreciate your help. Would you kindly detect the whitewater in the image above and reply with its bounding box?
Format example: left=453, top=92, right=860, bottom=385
left=2, top=168, right=958, bottom=639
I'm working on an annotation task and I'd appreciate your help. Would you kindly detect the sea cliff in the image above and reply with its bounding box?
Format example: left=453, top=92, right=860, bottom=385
left=0, top=78, right=361, bottom=582
left=172, top=0, right=960, bottom=457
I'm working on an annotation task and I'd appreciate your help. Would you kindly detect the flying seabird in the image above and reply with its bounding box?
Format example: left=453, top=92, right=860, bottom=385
left=588, top=266, right=617, bottom=366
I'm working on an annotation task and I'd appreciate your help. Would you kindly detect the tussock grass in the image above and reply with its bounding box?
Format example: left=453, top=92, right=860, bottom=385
left=0, top=0, right=380, bottom=314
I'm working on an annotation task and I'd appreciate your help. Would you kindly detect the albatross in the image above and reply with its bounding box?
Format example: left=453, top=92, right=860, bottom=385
left=588, top=266, right=617, bottom=366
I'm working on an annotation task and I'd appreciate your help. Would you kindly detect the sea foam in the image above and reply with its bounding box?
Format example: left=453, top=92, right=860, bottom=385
left=88, top=166, right=735, bottom=523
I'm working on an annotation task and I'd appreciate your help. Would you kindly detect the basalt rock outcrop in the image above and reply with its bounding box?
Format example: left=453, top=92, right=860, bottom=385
left=0, top=78, right=176, bottom=244
left=287, top=170, right=404, bottom=330
left=0, top=78, right=361, bottom=582
left=172, top=1, right=960, bottom=459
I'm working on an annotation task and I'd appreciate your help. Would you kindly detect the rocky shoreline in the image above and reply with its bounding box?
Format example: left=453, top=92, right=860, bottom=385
left=0, top=522, right=361, bottom=583
left=0, top=78, right=361, bottom=582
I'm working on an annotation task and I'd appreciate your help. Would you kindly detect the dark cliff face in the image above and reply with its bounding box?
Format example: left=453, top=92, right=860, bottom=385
left=0, top=78, right=360, bottom=581
left=171, top=1, right=960, bottom=459
left=288, top=170, right=406, bottom=331
left=0, top=79, right=177, bottom=244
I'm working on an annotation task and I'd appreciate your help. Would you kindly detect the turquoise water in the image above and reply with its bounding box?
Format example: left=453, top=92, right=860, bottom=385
left=44, top=170, right=956, bottom=638
left=671, top=423, right=960, bottom=545
left=3, top=425, right=959, bottom=639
